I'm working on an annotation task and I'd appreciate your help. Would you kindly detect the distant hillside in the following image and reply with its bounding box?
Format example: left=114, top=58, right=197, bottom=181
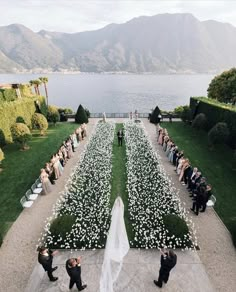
left=1, top=13, right=236, bottom=73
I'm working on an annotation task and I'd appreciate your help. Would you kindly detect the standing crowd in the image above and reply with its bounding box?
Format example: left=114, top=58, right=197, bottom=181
left=39, top=123, right=87, bottom=195
left=157, top=125, right=213, bottom=216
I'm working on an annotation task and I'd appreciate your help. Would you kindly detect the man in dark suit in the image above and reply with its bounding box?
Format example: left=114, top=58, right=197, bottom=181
left=154, top=249, right=177, bottom=288
left=117, top=129, right=124, bottom=146
left=66, top=257, right=87, bottom=291
left=38, top=246, right=58, bottom=281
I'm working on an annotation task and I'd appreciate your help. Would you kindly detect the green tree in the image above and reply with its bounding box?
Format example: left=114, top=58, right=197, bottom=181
left=32, top=113, right=48, bottom=135
left=39, top=77, right=49, bottom=106
left=29, top=79, right=42, bottom=96
left=207, top=68, right=236, bottom=104
left=150, top=106, right=161, bottom=124
left=11, top=123, right=32, bottom=150
left=47, top=105, right=60, bottom=125
left=75, top=104, right=88, bottom=124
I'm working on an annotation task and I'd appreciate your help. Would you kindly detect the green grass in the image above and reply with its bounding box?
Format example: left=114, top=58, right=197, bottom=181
left=110, top=123, right=133, bottom=240
left=0, top=122, right=78, bottom=239
left=162, top=122, right=236, bottom=235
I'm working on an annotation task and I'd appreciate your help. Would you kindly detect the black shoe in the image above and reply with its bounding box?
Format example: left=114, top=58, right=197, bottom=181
left=200, top=209, right=205, bottom=212
left=79, top=284, right=87, bottom=290
left=52, top=266, right=58, bottom=272
left=50, top=277, right=58, bottom=282
left=154, top=280, right=162, bottom=288
left=190, top=208, right=194, bottom=212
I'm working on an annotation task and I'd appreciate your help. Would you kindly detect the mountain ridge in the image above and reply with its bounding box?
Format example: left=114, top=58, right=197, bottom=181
left=1, top=13, right=236, bottom=73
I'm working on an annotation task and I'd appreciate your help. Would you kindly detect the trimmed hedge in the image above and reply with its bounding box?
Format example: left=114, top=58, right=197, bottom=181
left=192, top=113, right=208, bottom=130
left=0, top=88, right=17, bottom=102
left=0, top=96, right=46, bottom=143
left=190, top=97, right=236, bottom=148
left=32, top=113, right=48, bottom=135
left=49, top=214, right=76, bottom=247
left=47, top=105, right=60, bottom=125
left=11, top=123, right=31, bottom=149
left=163, top=214, right=191, bottom=247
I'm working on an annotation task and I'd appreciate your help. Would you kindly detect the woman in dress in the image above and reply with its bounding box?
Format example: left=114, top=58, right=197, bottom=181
left=40, top=168, right=53, bottom=195
left=71, top=132, right=78, bottom=148
left=66, top=139, right=73, bottom=159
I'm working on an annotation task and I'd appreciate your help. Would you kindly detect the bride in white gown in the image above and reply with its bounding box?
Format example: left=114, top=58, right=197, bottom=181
left=100, top=196, right=130, bottom=292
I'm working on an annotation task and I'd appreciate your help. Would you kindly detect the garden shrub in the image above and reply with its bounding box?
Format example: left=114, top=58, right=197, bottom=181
left=208, top=122, right=230, bottom=147
left=49, top=214, right=76, bottom=242
left=11, top=123, right=31, bottom=149
left=16, top=116, right=25, bottom=124
left=32, top=113, right=48, bottom=135
left=192, top=113, right=208, bottom=130
left=47, top=105, right=60, bottom=125
left=150, top=106, right=161, bottom=124
left=0, top=96, right=46, bottom=143
left=75, top=104, right=88, bottom=124
left=190, top=97, right=236, bottom=148
left=163, top=214, right=190, bottom=246
left=0, top=129, right=6, bottom=147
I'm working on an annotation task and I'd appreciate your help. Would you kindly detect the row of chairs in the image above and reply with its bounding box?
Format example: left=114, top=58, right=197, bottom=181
left=20, top=178, right=43, bottom=208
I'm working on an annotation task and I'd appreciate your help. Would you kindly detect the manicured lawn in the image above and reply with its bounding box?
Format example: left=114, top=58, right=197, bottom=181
left=162, top=122, right=236, bottom=235
left=110, top=123, right=133, bottom=240
left=0, top=122, right=78, bottom=241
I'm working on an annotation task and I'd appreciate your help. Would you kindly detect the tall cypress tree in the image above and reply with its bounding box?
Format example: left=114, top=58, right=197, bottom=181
left=75, top=104, right=88, bottom=124
left=150, top=106, right=161, bottom=124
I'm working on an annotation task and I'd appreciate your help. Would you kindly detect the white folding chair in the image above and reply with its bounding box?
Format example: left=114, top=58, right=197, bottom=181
left=207, top=195, right=216, bottom=207
left=25, top=189, right=38, bottom=201
left=20, top=196, right=33, bottom=208
left=31, top=183, right=42, bottom=194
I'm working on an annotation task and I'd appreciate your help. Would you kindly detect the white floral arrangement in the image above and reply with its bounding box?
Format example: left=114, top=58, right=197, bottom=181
left=124, top=121, right=197, bottom=249
left=38, top=121, right=115, bottom=249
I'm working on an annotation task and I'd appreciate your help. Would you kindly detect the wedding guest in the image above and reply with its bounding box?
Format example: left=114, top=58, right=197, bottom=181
left=66, top=256, right=87, bottom=291
left=38, top=246, right=58, bottom=282
left=117, top=129, right=124, bottom=146
left=40, top=168, right=53, bottom=195
left=154, top=249, right=177, bottom=288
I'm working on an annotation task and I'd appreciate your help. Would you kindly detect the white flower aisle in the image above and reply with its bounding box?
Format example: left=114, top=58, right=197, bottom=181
left=124, top=121, right=197, bottom=249
left=39, top=121, right=115, bottom=249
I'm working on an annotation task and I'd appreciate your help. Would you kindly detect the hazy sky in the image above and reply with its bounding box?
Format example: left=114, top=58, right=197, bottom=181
left=1, top=0, right=236, bottom=32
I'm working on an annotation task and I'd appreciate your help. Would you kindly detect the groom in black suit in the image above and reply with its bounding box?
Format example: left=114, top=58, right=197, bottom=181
left=117, top=129, right=124, bottom=146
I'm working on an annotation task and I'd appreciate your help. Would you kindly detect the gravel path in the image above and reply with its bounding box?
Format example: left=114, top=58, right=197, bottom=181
left=0, top=119, right=99, bottom=292
left=142, top=118, right=236, bottom=292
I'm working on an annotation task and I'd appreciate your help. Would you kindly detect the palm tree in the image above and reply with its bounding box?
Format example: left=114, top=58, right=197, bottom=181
left=29, top=80, right=38, bottom=95
left=34, top=79, right=42, bottom=96
left=39, top=77, right=49, bottom=106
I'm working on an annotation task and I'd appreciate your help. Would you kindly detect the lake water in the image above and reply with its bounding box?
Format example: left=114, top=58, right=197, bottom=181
left=0, top=74, right=214, bottom=113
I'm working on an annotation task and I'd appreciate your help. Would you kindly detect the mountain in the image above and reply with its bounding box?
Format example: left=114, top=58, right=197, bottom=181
left=1, top=14, right=236, bottom=73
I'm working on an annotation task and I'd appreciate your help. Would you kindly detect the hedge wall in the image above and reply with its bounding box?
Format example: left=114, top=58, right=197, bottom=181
left=190, top=97, right=236, bottom=148
left=0, top=89, right=17, bottom=102
left=0, top=96, right=46, bottom=143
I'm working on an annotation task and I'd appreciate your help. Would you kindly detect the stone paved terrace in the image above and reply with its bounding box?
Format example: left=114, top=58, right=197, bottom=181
left=25, top=250, right=215, bottom=292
